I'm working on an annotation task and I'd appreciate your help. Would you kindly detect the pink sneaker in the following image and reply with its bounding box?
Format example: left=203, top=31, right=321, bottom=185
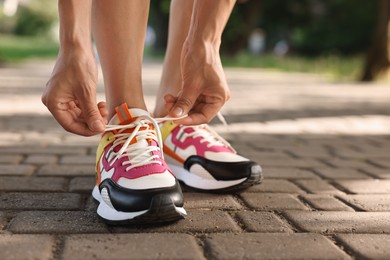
left=160, top=122, right=262, bottom=192
left=93, top=103, right=186, bottom=224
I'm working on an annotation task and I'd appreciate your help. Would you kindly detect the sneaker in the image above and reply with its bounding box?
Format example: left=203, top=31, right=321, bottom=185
left=160, top=122, right=262, bottom=192
left=92, top=103, right=186, bottom=224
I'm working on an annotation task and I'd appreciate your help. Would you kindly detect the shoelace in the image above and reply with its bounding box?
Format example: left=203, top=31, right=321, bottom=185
left=105, top=114, right=186, bottom=171
left=177, top=124, right=236, bottom=152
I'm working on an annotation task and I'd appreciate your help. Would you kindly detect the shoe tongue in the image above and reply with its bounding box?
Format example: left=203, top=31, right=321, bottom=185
left=109, top=103, right=150, bottom=125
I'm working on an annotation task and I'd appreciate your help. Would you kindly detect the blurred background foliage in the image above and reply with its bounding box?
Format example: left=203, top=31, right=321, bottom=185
left=0, top=0, right=388, bottom=82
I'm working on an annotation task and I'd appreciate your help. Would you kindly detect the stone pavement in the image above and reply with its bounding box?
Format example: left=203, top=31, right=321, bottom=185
left=0, top=60, right=390, bottom=259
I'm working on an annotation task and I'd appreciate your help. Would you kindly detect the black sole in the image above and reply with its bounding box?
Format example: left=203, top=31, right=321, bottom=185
left=179, top=168, right=263, bottom=194
left=96, top=195, right=186, bottom=225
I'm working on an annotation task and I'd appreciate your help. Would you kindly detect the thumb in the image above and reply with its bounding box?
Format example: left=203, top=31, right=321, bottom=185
left=169, top=87, right=198, bottom=118
left=78, top=89, right=105, bottom=132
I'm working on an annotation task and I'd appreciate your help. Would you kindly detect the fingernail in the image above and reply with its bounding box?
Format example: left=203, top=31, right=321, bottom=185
left=173, top=107, right=183, bottom=117
left=91, top=120, right=104, bottom=131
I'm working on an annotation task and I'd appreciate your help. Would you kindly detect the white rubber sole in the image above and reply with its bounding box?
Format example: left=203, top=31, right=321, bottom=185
left=92, top=186, right=187, bottom=222
left=167, top=163, right=247, bottom=191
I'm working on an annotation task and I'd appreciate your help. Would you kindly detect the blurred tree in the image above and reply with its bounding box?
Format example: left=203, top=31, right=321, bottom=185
left=361, top=0, right=390, bottom=81
left=149, top=0, right=170, bottom=52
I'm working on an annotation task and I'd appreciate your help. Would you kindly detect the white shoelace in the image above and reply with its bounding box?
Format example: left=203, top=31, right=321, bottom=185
left=105, top=114, right=186, bottom=171
left=177, top=124, right=235, bottom=151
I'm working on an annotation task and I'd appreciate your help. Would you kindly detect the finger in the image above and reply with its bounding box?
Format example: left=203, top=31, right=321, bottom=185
left=48, top=104, right=102, bottom=136
left=98, top=101, right=108, bottom=124
left=174, top=102, right=221, bottom=125
left=76, top=84, right=105, bottom=132
left=168, top=86, right=199, bottom=118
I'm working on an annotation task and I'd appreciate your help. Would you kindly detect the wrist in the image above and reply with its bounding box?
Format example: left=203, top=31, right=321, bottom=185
left=183, top=39, right=221, bottom=65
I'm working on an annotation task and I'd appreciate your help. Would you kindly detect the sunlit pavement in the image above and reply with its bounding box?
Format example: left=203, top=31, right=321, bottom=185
left=0, top=59, right=390, bottom=259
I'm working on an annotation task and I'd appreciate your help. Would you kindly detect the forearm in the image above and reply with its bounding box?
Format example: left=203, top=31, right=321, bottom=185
left=186, top=0, right=236, bottom=47
left=58, top=0, right=93, bottom=53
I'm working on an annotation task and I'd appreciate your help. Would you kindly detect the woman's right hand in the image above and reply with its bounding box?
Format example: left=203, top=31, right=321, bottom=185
left=42, top=49, right=107, bottom=136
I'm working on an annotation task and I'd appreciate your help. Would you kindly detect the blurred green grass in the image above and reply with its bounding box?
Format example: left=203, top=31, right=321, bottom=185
left=0, top=34, right=362, bottom=81
left=0, top=34, right=58, bottom=62
left=221, top=53, right=363, bottom=81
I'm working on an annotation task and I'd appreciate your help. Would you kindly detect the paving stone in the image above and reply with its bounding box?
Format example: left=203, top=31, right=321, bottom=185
left=38, top=164, right=94, bottom=176
left=324, top=158, right=372, bottom=169
left=339, top=195, right=390, bottom=211
left=9, top=211, right=108, bottom=234
left=24, top=155, right=58, bottom=164
left=334, top=179, right=390, bottom=194
left=239, top=193, right=309, bottom=210
left=287, top=147, right=333, bottom=158
left=184, top=193, right=242, bottom=210
left=301, top=194, right=354, bottom=211
left=235, top=211, right=293, bottom=232
left=259, top=158, right=326, bottom=168
left=0, top=155, right=23, bottom=164
left=0, top=146, right=87, bottom=155
left=314, top=168, right=371, bottom=179
left=284, top=211, right=390, bottom=234
left=60, top=155, right=95, bottom=165
left=0, top=164, right=35, bottom=175
left=262, top=167, right=319, bottom=179
left=336, top=234, right=390, bottom=259
left=369, top=159, right=390, bottom=168
left=294, top=179, right=345, bottom=195
left=361, top=168, right=390, bottom=179
left=335, top=150, right=390, bottom=159
left=205, top=233, right=350, bottom=260
left=0, top=193, right=82, bottom=210
left=112, top=210, right=240, bottom=233
left=69, top=177, right=95, bottom=193
left=0, top=212, right=7, bottom=229
left=0, top=176, right=67, bottom=191
left=0, top=234, right=54, bottom=260
left=62, top=233, right=205, bottom=260
left=246, top=179, right=304, bottom=193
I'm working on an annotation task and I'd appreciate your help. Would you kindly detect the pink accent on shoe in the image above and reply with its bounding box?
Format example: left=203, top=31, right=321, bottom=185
left=101, top=143, right=171, bottom=182
left=171, top=126, right=233, bottom=157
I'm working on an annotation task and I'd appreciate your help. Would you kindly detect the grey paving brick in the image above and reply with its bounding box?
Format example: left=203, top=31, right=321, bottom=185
left=38, top=164, right=94, bottom=176
left=0, top=212, right=7, bottom=229
left=324, top=158, right=372, bottom=169
left=287, top=147, right=332, bottom=158
left=9, top=211, right=108, bottom=234
left=339, top=195, right=390, bottom=211
left=0, top=155, right=23, bottom=164
left=0, top=164, right=35, bottom=175
left=0, top=176, right=67, bottom=191
left=314, top=168, right=371, bottom=179
left=246, top=179, right=304, bottom=193
left=24, top=155, right=58, bottom=164
left=361, top=168, right=390, bottom=179
left=295, top=179, right=345, bottom=195
left=0, top=193, right=82, bottom=210
left=235, top=211, right=292, bottom=232
left=112, top=210, right=240, bottom=233
left=262, top=167, right=319, bottom=179
left=69, top=177, right=95, bottom=193
left=259, top=158, right=326, bottom=168
left=184, top=193, right=242, bottom=210
left=336, top=234, right=390, bottom=259
left=334, top=179, right=390, bottom=194
left=0, top=146, right=87, bottom=155
left=284, top=211, right=390, bottom=234
left=62, top=233, right=205, bottom=260
left=0, top=234, right=54, bottom=260
left=370, top=159, right=390, bottom=168
left=239, top=193, right=309, bottom=210
left=205, top=233, right=350, bottom=260
left=60, top=155, right=95, bottom=165
left=301, top=194, right=354, bottom=211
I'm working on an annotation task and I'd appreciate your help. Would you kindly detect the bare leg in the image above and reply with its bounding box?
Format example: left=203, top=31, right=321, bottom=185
left=92, top=0, right=150, bottom=118
left=154, top=0, right=194, bottom=117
